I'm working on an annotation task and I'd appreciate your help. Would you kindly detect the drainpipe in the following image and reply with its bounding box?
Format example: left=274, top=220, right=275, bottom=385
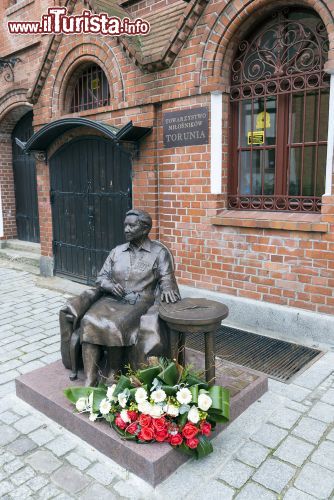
left=210, top=91, right=223, bottom=194
left=325, top=71, right=334, bottom=195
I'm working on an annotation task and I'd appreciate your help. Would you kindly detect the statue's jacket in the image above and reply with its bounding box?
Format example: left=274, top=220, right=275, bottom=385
left=60, top=238, right=179, bottom=369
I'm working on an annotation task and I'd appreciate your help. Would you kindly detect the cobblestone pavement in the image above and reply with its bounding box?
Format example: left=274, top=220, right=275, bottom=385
left=0, top=262, right=334, bottom=499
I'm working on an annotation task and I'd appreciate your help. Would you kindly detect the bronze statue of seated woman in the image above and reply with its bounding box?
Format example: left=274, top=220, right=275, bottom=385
left=59, top=209, right=180, bottom=386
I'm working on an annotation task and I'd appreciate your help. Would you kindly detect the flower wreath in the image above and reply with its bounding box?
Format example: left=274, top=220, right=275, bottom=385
left=64, top=359, right=230, bottom=459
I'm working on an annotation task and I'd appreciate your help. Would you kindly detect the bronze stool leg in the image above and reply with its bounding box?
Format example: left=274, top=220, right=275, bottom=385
left=178, top=332, right=186, bottom=367
left=170, top=329, right=186, bottom=366
left=205, top=330, right=216, bottom=386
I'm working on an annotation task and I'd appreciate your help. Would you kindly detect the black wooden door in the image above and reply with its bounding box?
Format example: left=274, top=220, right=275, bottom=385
left=49, top=136, right=132, bottom=284
left=12, top=111, right=40, bottom=242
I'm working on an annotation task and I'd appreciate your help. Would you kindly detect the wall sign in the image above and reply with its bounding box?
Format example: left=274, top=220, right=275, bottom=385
left=247, top=130, right=264, bottom=145
left=163, top=107, right=209, bottom=148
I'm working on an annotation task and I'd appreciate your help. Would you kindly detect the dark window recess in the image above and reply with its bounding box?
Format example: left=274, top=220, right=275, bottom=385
left=70, top=65, right=110, bottom=113
left=186, top=325, right=323, bottom=383
left=229, top=8, right=330, bottom=212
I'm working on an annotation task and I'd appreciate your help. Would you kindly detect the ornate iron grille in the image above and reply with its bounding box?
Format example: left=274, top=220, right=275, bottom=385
left=229, top=9, right=330, bottom=212
left=70, top=64, right=110, bottom=113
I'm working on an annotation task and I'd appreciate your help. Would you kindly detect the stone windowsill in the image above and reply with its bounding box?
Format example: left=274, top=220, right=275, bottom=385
left=6, top=0, right=34, bottom=16
left=212, top=210, right=329, bottom=232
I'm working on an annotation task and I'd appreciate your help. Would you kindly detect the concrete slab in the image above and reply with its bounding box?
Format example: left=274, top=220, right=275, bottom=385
left=15, top=358, right=267, bottom=486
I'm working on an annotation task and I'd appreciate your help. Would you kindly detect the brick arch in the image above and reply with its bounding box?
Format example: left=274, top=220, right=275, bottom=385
left=198, top=0, right=334, bottom=89
left=50, top=40, right=126, bottom=118
left=0, top=90, right=32, bottom=134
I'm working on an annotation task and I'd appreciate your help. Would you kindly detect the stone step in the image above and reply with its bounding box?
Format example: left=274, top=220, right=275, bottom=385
left=3, top=239, right=41, bottom=255
left=0, top=247, right=40, bottom=268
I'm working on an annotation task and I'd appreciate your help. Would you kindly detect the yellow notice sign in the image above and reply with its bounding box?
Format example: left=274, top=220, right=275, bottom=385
left=91, top=78, right=100, bottom=90
left=256, top=111, right=271, bottom=129
left=248, top=131, right=264, bottom=145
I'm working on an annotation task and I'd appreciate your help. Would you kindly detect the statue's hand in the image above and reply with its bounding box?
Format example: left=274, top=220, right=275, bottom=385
left=161, top=290, right=180, bottom=304
left=104, top=282, right=125, bottom=298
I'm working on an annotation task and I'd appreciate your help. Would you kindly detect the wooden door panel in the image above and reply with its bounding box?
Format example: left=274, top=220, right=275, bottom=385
left=50, top=136, right=131, bottom=284
left=12, top=111, right=40, bottom=243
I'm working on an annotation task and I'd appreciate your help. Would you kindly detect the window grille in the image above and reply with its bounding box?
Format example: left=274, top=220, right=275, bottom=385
left=229, top=8, right=329, bottom=212
left=70, top=64, right=110, bottom=113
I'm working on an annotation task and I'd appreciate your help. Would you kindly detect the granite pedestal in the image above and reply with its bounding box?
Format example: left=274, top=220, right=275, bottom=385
left=16, top=350, right=267, bottom=486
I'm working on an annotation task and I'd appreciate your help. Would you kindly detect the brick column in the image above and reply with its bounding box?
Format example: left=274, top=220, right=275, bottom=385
left=321, top=195, right=334, bottom=221
left=35, top=155, right=54, bottom=276
left=0, top=133, right=17, bottom=240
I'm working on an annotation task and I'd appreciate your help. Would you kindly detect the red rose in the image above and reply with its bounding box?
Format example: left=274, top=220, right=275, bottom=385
left=170, top=433, right=183, bottom=446
left=152, top=417, right=166, bottom=433
left=155, top=427, right=169, bottom=442
left=126, top=422, right=138, bottom=435
left=182, top=422, right=199, bottom=440
left=127, top=411, right=138, bottom=422
left=186, top=437, right=199, bottom=449
left=200, top=421, right=211, bottom=436
left=115, top=415, right=126, bottom=430
left=138, top=427, right=155, bottom=441
left=139, top=414, right=152, bottom=427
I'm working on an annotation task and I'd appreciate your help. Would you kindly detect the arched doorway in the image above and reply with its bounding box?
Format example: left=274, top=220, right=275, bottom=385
left=49, top=135, right=132, bottom=284
left=12, top=111, right=40, bottom=242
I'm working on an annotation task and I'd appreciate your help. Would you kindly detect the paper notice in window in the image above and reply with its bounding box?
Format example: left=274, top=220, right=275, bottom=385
left=247, top=131, right=264, bottom=145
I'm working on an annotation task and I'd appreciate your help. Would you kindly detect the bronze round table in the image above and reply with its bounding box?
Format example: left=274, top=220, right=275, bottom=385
left=159, top=298, right=229, bottom=385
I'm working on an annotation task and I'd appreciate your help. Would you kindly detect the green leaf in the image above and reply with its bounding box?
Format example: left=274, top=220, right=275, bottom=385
left=137, top=366, right=161, bottom=387
left=160, top=385, right=177, bottom=396
left=92, top=388, right=109, bottom=413
left=178, top=412, right=188, bottom=427
left=190, top=385, right=199, bottom=404
left=179, top=404, right=190, bottom=415
left=208, top=385, right=230, bottom=420
left=207, top=413, right=229, bottom=424
left=158, top=362, right=179, bottom=385
left=111, top=423, right=137, bottom=440
left=64, top=387, right=102, bottom=405
left=113, top=375, right=133, bottom=397
left=196, top=435, right=213, bottom=459
left=178, top=442, right=197, bottom=457
left=186, top=374, right=208, bottom=389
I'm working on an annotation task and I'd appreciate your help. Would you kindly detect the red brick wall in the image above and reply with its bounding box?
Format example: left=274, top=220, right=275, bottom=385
left=0, top=0, right=51, bottom=240
left=35, top=157, right=53, bottom=256
left=0, top=134, right=17, bottom=239
left=1, top=0, right=334, bottom=316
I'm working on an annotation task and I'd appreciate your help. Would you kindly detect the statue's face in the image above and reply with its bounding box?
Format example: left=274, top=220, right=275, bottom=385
left=124, top=215, right=147, bottom=242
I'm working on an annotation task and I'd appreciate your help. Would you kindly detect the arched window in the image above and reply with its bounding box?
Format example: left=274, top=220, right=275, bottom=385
left=70, top=64, right=110, bottom=113
left=229, top=8, right=329, bottom=212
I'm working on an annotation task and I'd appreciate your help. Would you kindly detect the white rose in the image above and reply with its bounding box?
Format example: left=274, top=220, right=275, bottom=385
left=187, top=406, right=200, bottom=424
left=198, top=393, right=212, bottom=412
left=163, top=404, right=179, bottom=417
left=106, top=384, right=117, bottom=402
left=135, top=387, right=148, bottom=404
left=151, top=389, right=166, bottom=403
left=89, top=413, right=98, bottom=422
left=120, top=409, right=131, bottom=423
left=150, top=405, right=164, bottom=418
left=137, top=401, right=152, bottom=414
left=118, top=393, right=128, bottom=408
left=176, top=388, right=192, bottom=405
left=75, top=397, right=88, bottom=412
left=99, top=398, right=111, bottom=415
